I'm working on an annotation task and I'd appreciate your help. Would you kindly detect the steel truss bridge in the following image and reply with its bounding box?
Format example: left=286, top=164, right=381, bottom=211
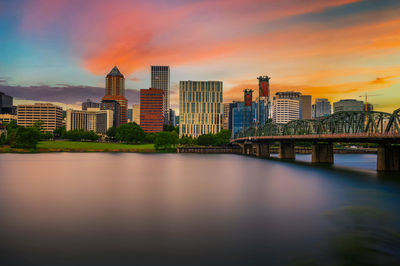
left=231, top=109, right=400, bottom=172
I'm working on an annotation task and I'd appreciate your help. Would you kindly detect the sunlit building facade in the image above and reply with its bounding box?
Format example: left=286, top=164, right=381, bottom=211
left=102, top=66, right=128, bottom=125
left=66, top=108, right=113, bottom=135
left=179, top=81, right=223, bottom=138
left=17, top=103, right=63, bottom=132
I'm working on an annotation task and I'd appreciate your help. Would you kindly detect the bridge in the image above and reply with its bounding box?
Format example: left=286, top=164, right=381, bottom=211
left=231, top=109, right=400, bottom=172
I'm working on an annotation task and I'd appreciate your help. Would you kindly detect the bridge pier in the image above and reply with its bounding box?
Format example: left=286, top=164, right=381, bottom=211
left=251, top=143, right=271, bottom=158
left=279, top=141, right=295, bottom=160
left=312, top=142, right=334, bottom=164
left=243, top=143, right=253, bottom=155
left=377, top=144, right=400, bottom=172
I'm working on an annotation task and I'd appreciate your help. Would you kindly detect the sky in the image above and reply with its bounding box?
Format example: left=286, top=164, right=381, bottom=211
left=0, top=0, right=400, bottom=112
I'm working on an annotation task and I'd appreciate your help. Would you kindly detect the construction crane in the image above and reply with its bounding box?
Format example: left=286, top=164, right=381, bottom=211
left=358, top=92, right=382, bottom=111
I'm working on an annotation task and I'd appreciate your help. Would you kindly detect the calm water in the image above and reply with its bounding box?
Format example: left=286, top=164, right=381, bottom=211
left=0, top=153, right=399, bottom=265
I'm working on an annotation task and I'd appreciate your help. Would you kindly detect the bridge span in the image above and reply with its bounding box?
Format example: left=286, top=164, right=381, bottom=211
left=231, top=109, right=400, bottom=172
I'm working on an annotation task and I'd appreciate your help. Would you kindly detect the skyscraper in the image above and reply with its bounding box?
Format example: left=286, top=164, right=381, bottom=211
left=312, top=98, right=331, bottom=118
left=223, top=103, right=230, bottom=129
left=151, top=66, right=170, bottom=124
left=140, top=88, right=164, bottom=133
left=0, top=92, right=16, bottom=115
left=300, top=95, right=312, bottom=119
left=179, top=81, right=223, bottom=138
left=102, top=66, right=128, bottom=124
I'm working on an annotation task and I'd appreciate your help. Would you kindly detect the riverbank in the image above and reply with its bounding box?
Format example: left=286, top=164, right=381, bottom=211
left=177, top=146, right=377, bottom=154
left=0, top=141, right=157, bottom=153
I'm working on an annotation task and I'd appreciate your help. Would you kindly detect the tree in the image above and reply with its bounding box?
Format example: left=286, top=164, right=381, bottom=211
left=40, top=132, right=53, bottom=140
left=115, top=123, right=145, bottom=143
left=14, top=127, right=41, bottom=149
left=144, top=133, right=156, bottom=143
left=53, top=126, right=66, bottom=138
left=154, top=131, right=179, bottom=150
left=0, top=132, right=6, bottom=145
left=214, top=129, right=232, bottom=146
left=179, top=135, right=196, bottom=145
left=197, top=134, right=216, bottom=146
left=106, top=126, right=117, bottom=139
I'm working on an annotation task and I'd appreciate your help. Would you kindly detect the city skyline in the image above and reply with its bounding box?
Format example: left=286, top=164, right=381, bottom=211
left=1, top=0, right=400, bottom=112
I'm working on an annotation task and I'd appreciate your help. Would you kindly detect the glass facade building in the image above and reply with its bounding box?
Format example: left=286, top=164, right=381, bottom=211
left=231, top=100, right=265, bottom=137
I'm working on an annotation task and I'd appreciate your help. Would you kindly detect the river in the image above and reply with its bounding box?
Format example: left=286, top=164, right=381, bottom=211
left=0, top=153, right=399, bottom=265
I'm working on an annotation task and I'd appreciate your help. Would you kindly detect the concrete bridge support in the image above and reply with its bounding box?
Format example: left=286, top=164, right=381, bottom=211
left=251, top=143, right=271, bottom=158
left=243, top=144, right=253, bottom=155
left=279, top=141, right=295, bottom=160
left=377, top=144, right=400, bottom=172
left=312, top=142, right=334, bottom=164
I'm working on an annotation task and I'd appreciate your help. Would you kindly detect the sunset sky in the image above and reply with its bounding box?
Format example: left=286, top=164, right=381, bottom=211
left=1, top=0, right=400, bottom=112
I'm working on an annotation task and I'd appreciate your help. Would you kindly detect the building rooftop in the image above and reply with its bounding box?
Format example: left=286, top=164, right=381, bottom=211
left=107, top=66, right=124, bottom=77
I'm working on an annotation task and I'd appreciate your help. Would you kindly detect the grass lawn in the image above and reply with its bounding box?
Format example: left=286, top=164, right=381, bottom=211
left=37, top=141, right=155, bottom=151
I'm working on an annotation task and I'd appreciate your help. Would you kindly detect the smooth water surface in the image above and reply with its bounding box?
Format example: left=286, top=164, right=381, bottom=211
left=0, top=153, right=399, bottom=265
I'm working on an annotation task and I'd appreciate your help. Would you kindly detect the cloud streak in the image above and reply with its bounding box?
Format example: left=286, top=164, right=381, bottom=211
left=0, top=84, right=140, bottom=105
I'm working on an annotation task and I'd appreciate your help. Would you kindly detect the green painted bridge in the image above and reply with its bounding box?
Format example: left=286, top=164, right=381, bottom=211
left=231, top=109, right=400, bottom=172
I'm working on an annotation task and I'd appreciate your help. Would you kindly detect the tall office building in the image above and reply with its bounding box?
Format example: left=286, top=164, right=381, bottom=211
left=101, top=100, right=121, bottom=127
left=0, top=92, right=16, bottom=114
left=127, top=108, right=133, bottom=122
left=102, top=66, right=128, bottom=124
left=179, top=81, right=223, bottom=138
left=300, top=95, right=312, bottom=119
left=151, top=66, right=170, bottom=124
left=66, top=108, right=113, bottom=135
left=140, top=88, right=164, bottom=133
left=132, top=104, right=140, bottom=125
left=312, top=98, right=331, bottom=119
left=82, top=99, right=100, bottom=110
left=169, top=109, right=176, bottom=127
left=223, top=103, right=230, bottom=129
left=272, top=92, right=301, bottom=123
left=231, top=100, right=265, bottom=137
left=333, top=99, right=364, bottom=113
left=17, top=103, right=63, bottom=132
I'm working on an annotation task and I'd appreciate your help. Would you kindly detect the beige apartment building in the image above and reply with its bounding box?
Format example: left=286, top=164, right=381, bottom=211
left=132, top=104, right=140, bottom=125
left=66, top=108, right=113, bottom=135
left=17, top=103, right=63, bottom=132
left=0, top=114, right=17, bottom=124
left=179, top=80, right=223, bottom=138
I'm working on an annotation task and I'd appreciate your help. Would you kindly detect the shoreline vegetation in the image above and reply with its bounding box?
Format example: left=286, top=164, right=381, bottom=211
left=0, top=140, right=378, bottom=154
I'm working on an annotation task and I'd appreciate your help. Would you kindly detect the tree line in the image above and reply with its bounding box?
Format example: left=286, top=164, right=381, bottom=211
left=1, top=120, right=232, bottom=151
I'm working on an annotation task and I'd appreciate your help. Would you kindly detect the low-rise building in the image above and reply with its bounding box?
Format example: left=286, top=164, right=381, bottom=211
left=0, top=114, right=17, bottom=124
left=333, top=99, right=364, bottom=113
left=66, top=108, right=113, bottom=135
left=17, top=103, right=63, bottom=132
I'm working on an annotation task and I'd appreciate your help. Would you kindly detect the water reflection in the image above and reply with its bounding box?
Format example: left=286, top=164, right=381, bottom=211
left=0, top=153, right=399, bottom=265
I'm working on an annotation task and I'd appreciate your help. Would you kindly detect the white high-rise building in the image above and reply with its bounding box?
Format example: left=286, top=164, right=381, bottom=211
left=179, top=81, right=223, bottom=138
left=272, top=92, right=300, bottom=123
left=151, top=66, right=170, bottom=124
